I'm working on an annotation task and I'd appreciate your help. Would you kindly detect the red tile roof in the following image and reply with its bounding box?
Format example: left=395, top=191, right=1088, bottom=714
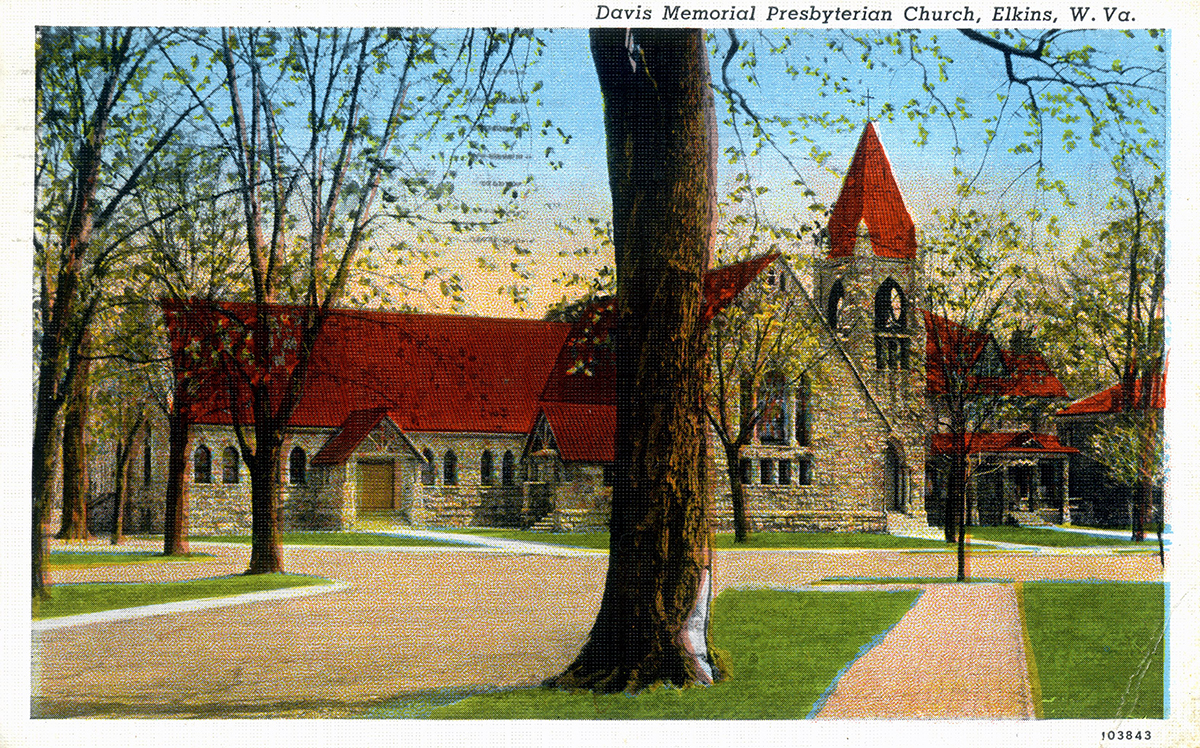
left=827, top=123, right=917, bottom=260
left=164, top=300, right=570, bottom=434
left=923, top=312, right=1067, bottom=398
left=539, top=254, right=777, bottom=407
left=167, top=254, right=774, bottom=465
left=1057, top=374, right=1166, bottom=417
left=930, top=431, right=1078, bottom=456
left=533, top=255, right=776, bottom=462
left=539, top=403, right=616, bottom=463
left=311, top=408, right=415, bottom=465
left=539, top=297, right=617, bottom=406
left=702, top=253, right=780, bottom=323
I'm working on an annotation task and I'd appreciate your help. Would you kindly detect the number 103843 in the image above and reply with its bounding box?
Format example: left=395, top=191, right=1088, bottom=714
left=1102, top=730, right=1151, bottom=741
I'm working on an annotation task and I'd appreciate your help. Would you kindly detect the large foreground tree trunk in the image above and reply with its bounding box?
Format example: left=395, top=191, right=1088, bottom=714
left=57, top=329, right=92, bottom=541
left=547, top=28, right=720, bottom=693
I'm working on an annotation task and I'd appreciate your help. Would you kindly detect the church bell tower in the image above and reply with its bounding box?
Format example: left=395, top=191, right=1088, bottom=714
left=813, top=122, right=928, bottom=518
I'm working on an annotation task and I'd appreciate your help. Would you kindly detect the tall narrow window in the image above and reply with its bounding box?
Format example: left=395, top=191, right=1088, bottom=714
left=827, top=279, right=845, bottom=330
left=757, top=372, right=787, bottom=445
left=421, top=448, right=436, bottom=485
left=222, top=446, right=240, bottom=484
left=444, top=450, right=458, bottom=485
left=740, top=373, right=755, bottom=434
left=502, top=450, right=515, bottom=486
left=143, top=424, right=152, bottom=485
left=760, top=459, right=775, bottom=485
left=289, top=447, right=307, bottom=485
left=797, top=456, right=813, bottom=486
left=193, top=444, right=212, bottom=484
left=796, top=373, right=812, bottom=447
left=480, top=450, right=494, bottom=486
left=886, top=444, right=903, bottom=511
left=777, top=459, right=791, bottom=486
left=874, top=278, right=910, bottom=370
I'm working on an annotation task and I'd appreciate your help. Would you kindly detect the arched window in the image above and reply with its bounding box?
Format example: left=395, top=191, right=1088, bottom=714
left=757, top=371, right=788, bottom=445
left=143, top=424, right=152, bottom=485
left=827, top=278, right=845, bottom=329
left=874, top=278, right=907, bottom=331
left=502, top=450, right=515, bottom=486
left=421, top=448, right=436, bottom=485
left=874, top=278, right=910, bottom=370
left=193, top=444, right=212, bottom=484
left=480, top=450, right=494, bottom=486
left=289, top=447, right=307, bottom=485
left=796, top=373, right=812, bottom=447
left=222, top=446, right=240, bottom=484
left=443, top=450, right=458, bottom=485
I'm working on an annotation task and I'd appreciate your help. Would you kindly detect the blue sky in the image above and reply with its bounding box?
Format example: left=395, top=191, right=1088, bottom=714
left=418, top=28, right=1167, bottom=316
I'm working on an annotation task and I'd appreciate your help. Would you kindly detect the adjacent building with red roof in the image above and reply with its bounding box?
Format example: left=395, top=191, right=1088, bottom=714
left=1055, top=373, right=1165, bottom=526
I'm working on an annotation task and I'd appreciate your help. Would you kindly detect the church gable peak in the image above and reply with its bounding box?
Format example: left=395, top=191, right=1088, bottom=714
left=827, top=123, right=917, bottom=261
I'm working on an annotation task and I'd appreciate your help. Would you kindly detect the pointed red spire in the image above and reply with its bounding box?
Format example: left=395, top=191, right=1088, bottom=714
left=826, top=123, right=916, bottom=260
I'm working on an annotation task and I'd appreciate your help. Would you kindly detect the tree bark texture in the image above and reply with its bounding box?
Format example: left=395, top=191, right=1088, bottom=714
left=246, top=418, right=284, bottom=574
left=547, top=28, right=719, bottom=693
left=163, top=406, right=190, bottom=555
left=57, top=329, right=92, bottom=541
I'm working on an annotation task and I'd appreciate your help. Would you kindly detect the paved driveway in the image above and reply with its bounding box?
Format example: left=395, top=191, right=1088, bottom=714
left=32, top=537, right=1163, bottom=718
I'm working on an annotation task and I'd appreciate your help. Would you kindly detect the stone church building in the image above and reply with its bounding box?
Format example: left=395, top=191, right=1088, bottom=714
left=132, top=124, right=1076, bottom=536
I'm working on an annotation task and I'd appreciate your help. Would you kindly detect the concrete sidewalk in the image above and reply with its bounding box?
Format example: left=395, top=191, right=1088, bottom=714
left=813, top=583, right=1035, bottom=720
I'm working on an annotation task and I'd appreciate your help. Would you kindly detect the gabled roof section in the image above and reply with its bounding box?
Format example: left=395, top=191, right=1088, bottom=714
left=923, top=312, right=1067, bottom=398
left=537, top=403, right=616, bottom=463
left=538, top=254, right=778, bottom=406
left=165, top=300, right=571, bottom=433
left=930, top=431, right=1078, bottom=456
left=827, top=123, right=917, bottom=260
left=312, top=408, right=419, bottom=465
left=1057, top=374, right=1166, bottom=417
left=702, top=253, right=781, bottom=322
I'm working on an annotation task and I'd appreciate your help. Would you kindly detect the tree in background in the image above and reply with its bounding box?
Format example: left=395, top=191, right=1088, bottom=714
left=1032, top=148, right=1164, bottom=541
left=706, top=251, right=827, bottom=543
left=923, top=208, right=1028, bottom=579
left=33, top=27, right=202, bottom=595
left=162, top=27, right=552, bottom=574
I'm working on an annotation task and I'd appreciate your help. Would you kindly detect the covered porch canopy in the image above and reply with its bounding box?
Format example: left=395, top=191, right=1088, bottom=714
left=929, top=432, right=1079, bottom=525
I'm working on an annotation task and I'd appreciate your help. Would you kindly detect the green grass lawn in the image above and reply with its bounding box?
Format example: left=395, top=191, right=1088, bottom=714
left=193, top=531, right=478, bottom=548
left=410, top=589, right=919, bottom=719
left=814, top=577, right=1013, bottom=585
left=1021, top=581, right=1165, bottom=719
left=33, top=574, right=331, bottom=620
left=48, top=550, right=214, bottom=568
left=967, top=526, right=1141, bottom=547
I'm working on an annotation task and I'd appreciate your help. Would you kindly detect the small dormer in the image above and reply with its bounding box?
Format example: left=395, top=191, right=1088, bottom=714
left=853, top=219, right=873, bottom=257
